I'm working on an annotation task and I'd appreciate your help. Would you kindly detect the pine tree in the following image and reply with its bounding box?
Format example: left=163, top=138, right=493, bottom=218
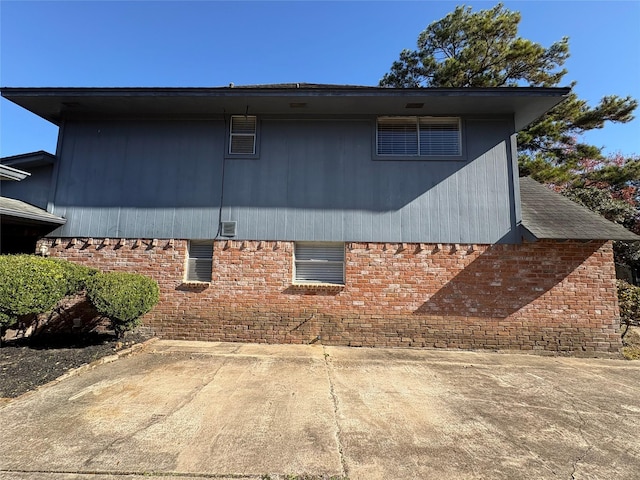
left=379, top=3, right=637, bottom=169
left=380, top=3, right=640, bottom=276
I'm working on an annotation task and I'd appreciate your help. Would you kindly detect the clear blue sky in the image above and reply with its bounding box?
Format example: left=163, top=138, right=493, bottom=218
left=1, top=1, right=639, bottom=158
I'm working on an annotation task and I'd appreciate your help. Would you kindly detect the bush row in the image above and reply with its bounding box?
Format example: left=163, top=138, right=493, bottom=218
left=0, top=255, right=159, bottom=338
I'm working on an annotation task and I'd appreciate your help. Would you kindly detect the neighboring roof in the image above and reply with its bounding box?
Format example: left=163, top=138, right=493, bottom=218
left=0, top=164, right=30, bottom=181
left=0, top=197, right=66, bottom=225
left=519, top=177, right=640, bottom=241
left=0, top=85, right=570, bottom=131
left=1, top=150, right=56, bottom=169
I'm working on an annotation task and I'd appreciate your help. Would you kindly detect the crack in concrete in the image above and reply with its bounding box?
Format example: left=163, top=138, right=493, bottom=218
left=83, top=352, right=232, bottom=468
left=322, top=346, right=349, bottom=478
left=568, top=396, right=593, bottom=480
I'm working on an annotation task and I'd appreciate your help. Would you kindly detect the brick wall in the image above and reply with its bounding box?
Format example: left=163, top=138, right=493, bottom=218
left=37, top=238, right=622, bottom=353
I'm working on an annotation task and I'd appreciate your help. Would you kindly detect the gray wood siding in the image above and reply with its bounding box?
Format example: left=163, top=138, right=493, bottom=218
left=1, top=165, right=52, bottom=209
left=50, top=117, right=517, bottom=243
left=224, top=119, right=516, bottom=243
left=51, top=120, right=224, bottom=238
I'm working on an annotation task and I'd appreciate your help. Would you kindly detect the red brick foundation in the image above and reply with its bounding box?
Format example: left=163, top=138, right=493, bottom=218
left=37, top=238, right=622, bottom=353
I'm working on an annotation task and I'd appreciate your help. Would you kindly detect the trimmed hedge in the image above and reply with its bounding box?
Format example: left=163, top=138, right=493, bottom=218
left=51, top=258, right=99, bottom=295
left=86, top=271, right=159, bottom=337
left=0, top=255, right=158, bottom=339
left=0, top=255, right=69, bottom=327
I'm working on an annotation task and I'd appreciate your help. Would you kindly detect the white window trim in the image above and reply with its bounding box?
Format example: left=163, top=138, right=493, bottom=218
left=375, top=116, right=463, bottom=159
left=293, top=242, right=346, bottom=287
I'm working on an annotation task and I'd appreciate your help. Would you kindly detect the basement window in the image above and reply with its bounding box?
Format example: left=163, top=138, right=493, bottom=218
left=376, top=116, right=462, bottom=158
left=294, top=242, right=345, bottom=286
left=186, top=240, right=213, bottom=283
left=229, top=115, right=257, bottom=156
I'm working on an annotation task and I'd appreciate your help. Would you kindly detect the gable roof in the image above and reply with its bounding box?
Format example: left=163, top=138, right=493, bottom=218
left=519, top=177, right=639, bottom=241
left=1, top=85, right=570, bottom=131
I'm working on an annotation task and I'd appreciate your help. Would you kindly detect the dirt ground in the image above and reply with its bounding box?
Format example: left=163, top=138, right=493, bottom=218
left=0, top=332, right=151, bottom=398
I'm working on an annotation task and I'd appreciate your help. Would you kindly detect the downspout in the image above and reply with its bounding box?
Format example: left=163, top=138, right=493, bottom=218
left=214, top=112, right=229, bottom=240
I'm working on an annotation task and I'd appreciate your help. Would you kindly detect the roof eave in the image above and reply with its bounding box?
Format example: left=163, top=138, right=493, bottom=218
left=1, top=86, right=571, bottom=128
left=1, top=150, right=56, bottom=168
left=0, top=208, right=67, bottom=225
left=0, top=164, right=31, bottom=181
left=520, top=230, right=640, bottom=242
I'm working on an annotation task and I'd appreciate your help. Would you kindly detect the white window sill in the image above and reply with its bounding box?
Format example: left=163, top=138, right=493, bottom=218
left=180, top=281, right=211, bottom=288
left=292, top=282, right=345, bottom=290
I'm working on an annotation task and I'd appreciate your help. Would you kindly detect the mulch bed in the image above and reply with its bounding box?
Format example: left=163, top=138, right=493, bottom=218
left=0, top=332, right=151, bottom=398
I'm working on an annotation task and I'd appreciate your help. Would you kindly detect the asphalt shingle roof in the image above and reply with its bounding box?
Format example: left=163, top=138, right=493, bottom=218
left=0, top=196, right=66, bottom=225
left=519, top=177, right=639, bottom=241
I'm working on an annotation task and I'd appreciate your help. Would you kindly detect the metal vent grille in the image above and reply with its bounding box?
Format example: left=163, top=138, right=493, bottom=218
left=186, top=240, right=213, bottom=282
left=221, top=221, right=237, bottom=237
left=294, top=242, right=345, bottom=285
left=229, top=116, right=256, bottom=155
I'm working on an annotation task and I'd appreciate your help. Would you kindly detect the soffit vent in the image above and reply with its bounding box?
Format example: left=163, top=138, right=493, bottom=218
left=221, top=221, right=237, bottom=237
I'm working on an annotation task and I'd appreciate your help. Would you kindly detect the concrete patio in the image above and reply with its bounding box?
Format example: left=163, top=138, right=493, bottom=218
left=1, top=340, right=639, bottom=479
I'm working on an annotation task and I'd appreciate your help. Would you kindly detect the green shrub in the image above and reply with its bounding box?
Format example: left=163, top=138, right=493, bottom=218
left=0, top=255, right=69, bottom=328
left=50, top=258, right=99, bottom=295
left=86, top=271, right=159, bottom=337
left=618, top=280, right=640, bottom=335
left=622, top=327, right=640, bottom=360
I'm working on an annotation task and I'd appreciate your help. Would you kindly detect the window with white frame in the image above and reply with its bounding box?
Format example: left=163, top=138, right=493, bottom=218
left=229, top=115, right=257, bottom=155
left=294, top=242, right=345, bottom=285
left=186, top=241, right=213, bottom=282
left=377, top=116, right=461, bottom=157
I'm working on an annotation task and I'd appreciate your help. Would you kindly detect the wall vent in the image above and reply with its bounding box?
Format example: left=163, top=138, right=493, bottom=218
left=221, top=221, right=237, bottom=237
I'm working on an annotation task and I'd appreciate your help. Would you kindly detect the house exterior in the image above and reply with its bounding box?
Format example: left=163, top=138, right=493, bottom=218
left=1, top=151, right=66, bottom=253
left=2, top=84, right=638, bottom=352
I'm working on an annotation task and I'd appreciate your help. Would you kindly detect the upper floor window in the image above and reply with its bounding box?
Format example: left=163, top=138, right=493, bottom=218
left=229, top=115, right=257, bottom=155
left=376, top=116, right=461, bottom=157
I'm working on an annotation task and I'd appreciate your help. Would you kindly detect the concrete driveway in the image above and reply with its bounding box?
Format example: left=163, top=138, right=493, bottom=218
left=1, top=340, right=639, bottom=480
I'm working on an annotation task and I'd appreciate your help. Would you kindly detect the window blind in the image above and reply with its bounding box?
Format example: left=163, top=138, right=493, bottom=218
left=294, top=242, right=345, bottom=285
left=419, top=117, right=460, bottom=156
left=186, top=241, right=213, bottom=282
left=377, top=116, right=461, bottom=157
